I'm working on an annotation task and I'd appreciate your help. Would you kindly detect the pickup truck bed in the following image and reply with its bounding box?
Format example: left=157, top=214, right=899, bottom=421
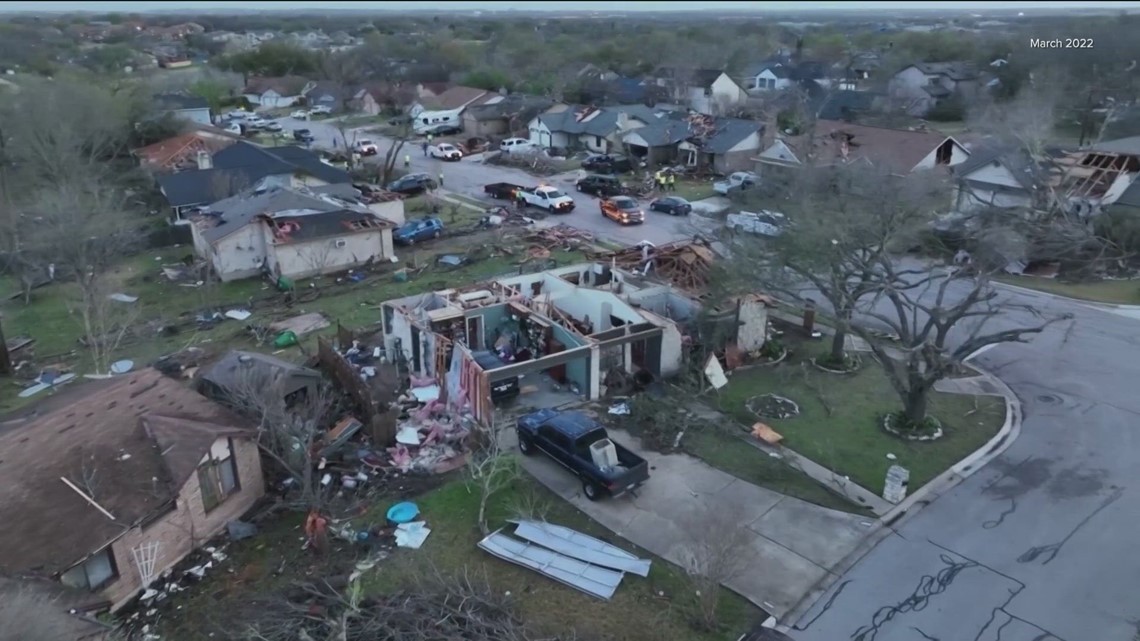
left=484, top=182, right=525, bottom=199
left=517, top=408, right=649, bottom=500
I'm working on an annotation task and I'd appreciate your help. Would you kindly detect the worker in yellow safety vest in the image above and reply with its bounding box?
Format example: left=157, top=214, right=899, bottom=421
left=667, top=171, right=676, bottom=192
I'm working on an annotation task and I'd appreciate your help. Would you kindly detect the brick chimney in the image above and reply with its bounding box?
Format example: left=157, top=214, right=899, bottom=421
left=196, top=150, right=212, bottom=170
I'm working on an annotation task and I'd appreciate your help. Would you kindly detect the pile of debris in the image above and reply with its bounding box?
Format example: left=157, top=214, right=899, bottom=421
left=525, top=224, right=595, bottom=251
left=386, top=375, right=471, bottom=474
left=594, top=239, right=717, bottom=291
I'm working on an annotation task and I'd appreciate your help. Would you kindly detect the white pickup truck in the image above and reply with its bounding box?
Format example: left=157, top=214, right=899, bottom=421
left=726, top=210, right=787, bottom=237
left=714, top=171, right=759, bottom=195
left=484, top=182, right=576, bottom=213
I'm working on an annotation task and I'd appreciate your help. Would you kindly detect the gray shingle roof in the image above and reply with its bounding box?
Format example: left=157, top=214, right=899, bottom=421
left=813, top=90, right=881, bottom=121
left=910, top=61, right=978, bottom=81
left=1115, top=178, right=1140, bottom=208
left=626, top=116, right=761, bottom=154
left=539, top=105, right=661, bottom=137
left=195, top=184, right=359, bottom=244
left=1092, top=135, right=1140, bottom=155
left=155, top=93, right=209, bottom=111
left=157, top=142, right=350, bottom=208
left=952, top=143, right=1038, bottom=190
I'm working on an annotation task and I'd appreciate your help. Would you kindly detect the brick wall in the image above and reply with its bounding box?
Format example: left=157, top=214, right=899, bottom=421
left=100, top=437, right=265, bottom=610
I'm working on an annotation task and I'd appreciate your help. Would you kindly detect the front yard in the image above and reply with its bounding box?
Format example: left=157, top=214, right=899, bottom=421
left=995, top=274, right=1140, bottom=305
left=710, top=338, right=1006, bottom=495
left=672, top=179, right=718, bottom=203
left=156, top=474, right=758, bottom=641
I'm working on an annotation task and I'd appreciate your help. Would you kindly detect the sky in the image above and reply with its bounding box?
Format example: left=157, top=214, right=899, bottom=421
left=0, top=0, right=1138, bottom=13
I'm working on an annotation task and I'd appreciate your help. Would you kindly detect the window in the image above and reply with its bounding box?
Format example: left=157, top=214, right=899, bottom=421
left=59, top=549, right=119, bottom=591
left=198, top=438, right=240, bottom=513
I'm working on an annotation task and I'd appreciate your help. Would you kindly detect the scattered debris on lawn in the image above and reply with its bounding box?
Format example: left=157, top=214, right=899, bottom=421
left=751, top=422, right=784, bottom=444
left=746, top=394, right=800, bottom=420
left=478, top=520, right=650, bottom=600
left=268, top=311, right=330, bottom=338
left=525, top=224, right=595, bottom=251
left=153, top=347, right=211, bottom=379
left=17, top=370, right=77, bottom=398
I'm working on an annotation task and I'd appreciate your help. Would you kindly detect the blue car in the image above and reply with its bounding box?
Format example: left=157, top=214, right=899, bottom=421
left=393, top=217, right=444, bottom=245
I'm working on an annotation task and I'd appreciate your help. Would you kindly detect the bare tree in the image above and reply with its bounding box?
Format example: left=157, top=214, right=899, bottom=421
left=70, top=279, right=143, bottom=374
left=676, top=506, right=753, bottom=631
left=0, top=581, right=119, bottom=641
left=300, top=240, right=337, bottom=283
left=377, top=119, right=414, bottom=186
left=222, top=365, right=337, bottom=512
left=468, top=421, right=520, bottom=536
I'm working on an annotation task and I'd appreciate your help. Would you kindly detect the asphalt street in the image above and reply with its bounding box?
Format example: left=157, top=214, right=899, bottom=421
left=281, top=118, right=1138, bottom=640
left=789, top=280, right=1140, bottom=641
left=282, top=117, right=717, bottom=246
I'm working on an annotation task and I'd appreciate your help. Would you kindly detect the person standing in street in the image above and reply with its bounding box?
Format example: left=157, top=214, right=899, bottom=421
left=404, top=153, right=411, bottom=168
left=422, top=140, right=429, bottom=156
left=438, top=171, right=445, bottom=188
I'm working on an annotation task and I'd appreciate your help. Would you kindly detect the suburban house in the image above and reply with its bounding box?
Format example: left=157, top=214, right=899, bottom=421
left=888, top=62, right=979, bottom=116
left=154, top=93, right=212, bottom=125
left=741, top=58, right=829, bottom=93
left=461, top=95, right=555, bottom=138
left=527, top=104, right=661, bottom=153
left=811, top=90, right=885, bottom=122
left=133, top=126, right=240, bottom=172
left=351, top=83, right=418, bottom=116
left=411, top=85, right=493, bottom=115
left=197, top=350, right=323, bottom=406
left=834, top=52, right=884, bottom=91
left=379, top=253, right=769, bottom=424
left=951, top=144, right=1040, bottom=213
left=302, top=81, right=348, bottom=112
left=0, top=369, right=265, bottom=612
left=155, top=141, right=353, bottom=223
left=755, top=120, right=970, bottom=176
left=243, top=76, right=314, bottom=109
left=1047, top=135, right=1140, bottom=217
left=189, top=183, right=400, bottom=282
left=623, top=112, right=764, bottom=173
left=651, top=67, right=748, bottom=115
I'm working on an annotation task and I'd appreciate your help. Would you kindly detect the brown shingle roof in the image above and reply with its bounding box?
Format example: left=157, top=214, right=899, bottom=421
left=0, top=369, right=252, bottom=576
left=420, top=85, right=492, bottom=111
left=133, top=131, right=238, bottom=171
left=776, top=120, right=958, bottom=174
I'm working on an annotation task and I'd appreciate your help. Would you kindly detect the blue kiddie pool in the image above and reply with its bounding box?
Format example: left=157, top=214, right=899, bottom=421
left=386, top=501, right=420, bottom=525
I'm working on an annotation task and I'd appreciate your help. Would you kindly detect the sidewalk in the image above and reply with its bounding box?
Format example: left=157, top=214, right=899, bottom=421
left=505, top=426, right=877, bottom=619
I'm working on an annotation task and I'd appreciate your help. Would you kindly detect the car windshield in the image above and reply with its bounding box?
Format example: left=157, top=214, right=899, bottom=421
left=359, top=139, right=373, bottom=145
left=440, top=144, right=455, bottom=150
left=613, top=198, right=637, bottom=209
left=543, top=190, right=565, bottom=199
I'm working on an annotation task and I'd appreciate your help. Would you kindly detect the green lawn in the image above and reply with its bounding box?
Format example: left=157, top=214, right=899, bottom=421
left=712, top=343, right=1006, bottom=494
left=995, top=275, right=1140, bottom=305
left=0, top=246, right=584, bottom=410
left=673, top=179, right=717, bottom=202
left=158, top=474, right=757, bottom=641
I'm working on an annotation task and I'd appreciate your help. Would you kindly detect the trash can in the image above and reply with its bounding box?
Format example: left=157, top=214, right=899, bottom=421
left=803, top=301, right=816, bottom=335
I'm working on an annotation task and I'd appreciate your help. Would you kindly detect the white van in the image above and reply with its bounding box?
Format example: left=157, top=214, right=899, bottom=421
left=500, top=138, right=535, bottom=154
left=413, top=109, right=463, bottom=134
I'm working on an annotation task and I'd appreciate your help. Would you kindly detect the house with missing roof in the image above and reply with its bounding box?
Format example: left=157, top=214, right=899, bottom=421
left=189, top=183, right=400, bottom=282
left=527, top=104, right=661, bottom=154
left=132, top=126, right=240, bottom=172
left=461, top=95, right=555, bottom=138
left=153, top=93, right=213, bottom=126
left=155, top=141, right=353, bottom=223
left=0, top=369, right=265, bottom=613
left=888, top=62, right=979, bottom=116
left=754, top=120, right=969, bottom=177
left=243, top=76, right=314, bottom=109
left=623, top=113, right=764, bottom=173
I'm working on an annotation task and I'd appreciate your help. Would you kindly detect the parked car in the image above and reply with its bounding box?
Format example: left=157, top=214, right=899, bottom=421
left=224, top=123, right=243, bottom=135
left=309, top=104, right=333, bottom=115
left=352, top=182, right=392, bottom=204
left=429, top=143, right=462, bottom=161
left=290, top=109, right=310, bottom=120
left=471, top=350, right=520, bottom=403
left=726, top=210, right=787, bottom=237
left=499, top=137, right=535, bottom=154
left=649, top=196, right=692, bottom=216
left=423, top=124, right=463, bottom=137
left=393, top=216, right=444, bottom=245
left=484, top=183, right=575, bottom=213
left=293, top=128, right=315, bottom=143
left=387, top=173, right=438, bottom=196
left=516, top=408, right=650, bottom=501
left=353, top=139, right=379, bottom=155
left=244, top=115, right=267, bottom=129
left=263, top=121, right=283, bottom=132
left=600, top=196, right=645, bottom=225
left=581, top=153, right=632, bottom=174
left=714, top=171, right=759, bottom=195
left=575, top=174, right=624, bottom=197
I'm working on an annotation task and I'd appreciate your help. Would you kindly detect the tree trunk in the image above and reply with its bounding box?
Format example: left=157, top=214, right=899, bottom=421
left=903, top=387, right=929, bottom=427
left=829, top=328, right=846, bottom=363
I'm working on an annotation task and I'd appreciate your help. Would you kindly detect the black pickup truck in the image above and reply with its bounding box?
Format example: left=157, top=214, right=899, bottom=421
left=516, top=409, right=649, bottom=501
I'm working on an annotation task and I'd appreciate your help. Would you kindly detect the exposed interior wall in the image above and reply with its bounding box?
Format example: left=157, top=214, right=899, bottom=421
left=466, top=303, right=511, bottom=350
left=626, top=287, right=699, bottom=322
left=551, top=324, right=589, bottom=390
left=637, top=309, right=684, bottom=376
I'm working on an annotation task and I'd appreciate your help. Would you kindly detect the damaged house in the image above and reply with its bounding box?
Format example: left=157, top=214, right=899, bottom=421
left=0, top=369, right=265, bottom=613
left=1046, top=135, right=1140, bottom=218
left=379, top=250, right=769, bottom=423
left=527, top=104, right=661, bottom=153
left=197, top=350, right=323, bottom=406
left=622, top=113, right=764, bottom=173
left=190, top=183, right=400, bottom=282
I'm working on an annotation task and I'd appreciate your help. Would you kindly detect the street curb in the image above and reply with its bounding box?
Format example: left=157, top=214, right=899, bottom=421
left=994, top=279, right=1140, bottom=311
left=777, top=354, right=1022, bottom=632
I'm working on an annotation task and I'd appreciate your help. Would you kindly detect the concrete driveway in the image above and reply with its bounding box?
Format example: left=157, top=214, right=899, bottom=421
left=507, top=426, right=876, bottom=618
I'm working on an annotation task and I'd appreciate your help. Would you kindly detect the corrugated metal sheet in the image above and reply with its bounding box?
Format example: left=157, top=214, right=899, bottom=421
left=477, top=531, right=623, bottom=600
left=510, top=520, right=652, bottom=577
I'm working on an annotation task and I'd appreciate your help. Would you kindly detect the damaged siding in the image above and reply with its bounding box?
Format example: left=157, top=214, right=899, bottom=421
left=211, top=226, right=267, bottom=282
left=101, top=438, right=263, bottom=610
left=266, top=230, right=390, bottom=280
